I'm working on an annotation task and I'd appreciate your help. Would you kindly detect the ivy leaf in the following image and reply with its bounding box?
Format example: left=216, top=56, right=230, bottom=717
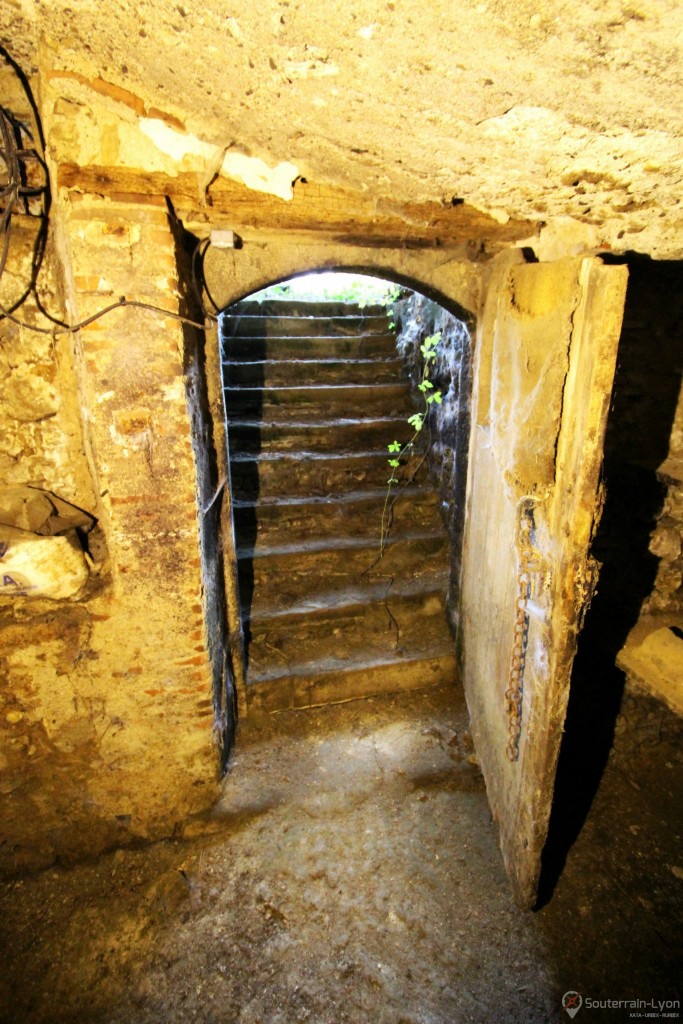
left=387, top=477, right=399, bottom=485
left=421, top=332, right=441, bottom=354
left=388, top=459, right=400, bottom=468
left=388, top=441, right=401, bottom=453
left=427, top=391, right=443, bottom=405
left=408, top=413, right=424, bottom=431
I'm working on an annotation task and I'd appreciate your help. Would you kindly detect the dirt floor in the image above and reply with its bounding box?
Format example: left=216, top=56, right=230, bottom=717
left=0, top=681, right=681, bottom=1024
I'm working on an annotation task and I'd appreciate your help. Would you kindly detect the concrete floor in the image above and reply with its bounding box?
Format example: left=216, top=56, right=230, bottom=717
left=0, top=682, right=680, bottom=1024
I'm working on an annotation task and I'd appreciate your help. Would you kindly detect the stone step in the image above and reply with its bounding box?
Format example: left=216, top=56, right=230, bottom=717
left=238, top=532, right=449, bottom=618
left=229, top=451, right=429, bottom=502
left=225, top=300, right=388, bottom=318
left=232, top=487, right=442, bottom=553
left=246, top=651, right=457, bottom=711
left=246, top=589, right=451, bottom=681
left=222, top=314, right=390, bottom=338
left=224, top=382, right=413, bottom=422
left=227, top=416, right=411, bottom=456
left=222, top=356, right=405, bottom=387
left=221, top=296, right=454, bottom=714
left=245, top=573, right=447, bottom=622
left=222, top=333, right=398, bottom=361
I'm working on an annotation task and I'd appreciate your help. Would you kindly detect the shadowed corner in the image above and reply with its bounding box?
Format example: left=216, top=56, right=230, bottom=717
left=536, top=255, right=683, bottom=909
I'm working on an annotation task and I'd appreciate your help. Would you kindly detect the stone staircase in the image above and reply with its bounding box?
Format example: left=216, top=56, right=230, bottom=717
left=220, top=298, right=456, bottom=711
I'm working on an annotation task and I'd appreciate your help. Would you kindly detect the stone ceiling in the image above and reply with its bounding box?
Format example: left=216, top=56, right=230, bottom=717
left=3, top=0, right=683, bottom=257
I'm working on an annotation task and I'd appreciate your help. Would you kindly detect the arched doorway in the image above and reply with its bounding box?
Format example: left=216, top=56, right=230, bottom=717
left=217, top=270, right=473, bottom=717
left=194, top=248, right=630, bottom=909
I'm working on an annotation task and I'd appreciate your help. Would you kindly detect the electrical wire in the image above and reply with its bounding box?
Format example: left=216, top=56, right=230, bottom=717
left=0, top=48, right=51, bottom=315
left=0, top=49, right=220, bottom=339
left=0, top=295, right=216, bottom=336
left=191, top=236, right=218, bottom=314
left=196, top=237, right=222, bottom=315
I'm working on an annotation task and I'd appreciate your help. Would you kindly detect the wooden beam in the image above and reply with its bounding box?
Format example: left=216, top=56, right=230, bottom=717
left=57, top=164, right=537, bottom=250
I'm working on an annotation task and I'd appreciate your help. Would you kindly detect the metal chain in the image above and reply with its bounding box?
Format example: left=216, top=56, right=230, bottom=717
left=505, top=505, right=535, bottom=763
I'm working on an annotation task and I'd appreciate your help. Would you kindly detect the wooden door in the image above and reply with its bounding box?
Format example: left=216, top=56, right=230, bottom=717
left=460, top=252, right=628, bottom=907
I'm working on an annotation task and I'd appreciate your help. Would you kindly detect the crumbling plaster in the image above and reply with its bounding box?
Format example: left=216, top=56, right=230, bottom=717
left=5, top=0, right=683, bottom=259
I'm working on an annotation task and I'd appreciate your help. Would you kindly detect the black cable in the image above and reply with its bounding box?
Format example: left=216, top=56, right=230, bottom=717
left=191, top=235, right=221, bottom=315
left=0, top=110, right=20, bottom=282
left=0, top=190, right=15, bottom=282
left=0, top=51, right=221, bottom=339
left=0, top=295, right=216, bottom=336
left=190, top=236, right=207, bottom=309
left=0, top=52, right=50, bottom=317
left=198, top=237, right=222, bottom=315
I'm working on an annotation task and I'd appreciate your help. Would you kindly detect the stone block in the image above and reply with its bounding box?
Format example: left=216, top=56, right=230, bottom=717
left=0, top=526, right=89, bottom=600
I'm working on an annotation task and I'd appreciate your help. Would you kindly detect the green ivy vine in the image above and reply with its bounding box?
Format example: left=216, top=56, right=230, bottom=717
left=379, top=330, right=443, bottom=555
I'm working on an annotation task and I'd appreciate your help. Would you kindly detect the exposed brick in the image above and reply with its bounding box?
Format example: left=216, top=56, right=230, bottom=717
left=173, top=655, right=205, bottom=666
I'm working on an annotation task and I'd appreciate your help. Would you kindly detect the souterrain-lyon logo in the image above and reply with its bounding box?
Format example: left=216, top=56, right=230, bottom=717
left=562, top=991, right=583, bottom=1018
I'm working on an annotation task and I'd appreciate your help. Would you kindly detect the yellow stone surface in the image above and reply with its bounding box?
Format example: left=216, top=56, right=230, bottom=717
left=618, top=620, right=683, bottom=717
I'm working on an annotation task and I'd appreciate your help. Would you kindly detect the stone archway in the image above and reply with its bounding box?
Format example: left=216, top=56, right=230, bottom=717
left=195, top=247, right=483, bottom=730
left=210, top=268, right=474, bottom=720
left=202, top=245, right=480, bottom=327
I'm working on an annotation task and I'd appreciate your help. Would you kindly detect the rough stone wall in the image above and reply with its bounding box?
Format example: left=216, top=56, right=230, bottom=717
left=1, top=62, right=487, bottom=871
left=645, top=412, right=683, bottom=617
left=11, top=0, right=682, bottom=260
left=0, top=191, right=223, bottom=875
left=0, top=228, right=96, bottom=513
left=393, top=293, right=473, bottom=634
left=202, top=243, right=482, bottom=318
left=2, top=15, right=682, bottom=878
left=0, top=59, right=94, bottom=515
left=650, top=460, right=683, bottom=615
